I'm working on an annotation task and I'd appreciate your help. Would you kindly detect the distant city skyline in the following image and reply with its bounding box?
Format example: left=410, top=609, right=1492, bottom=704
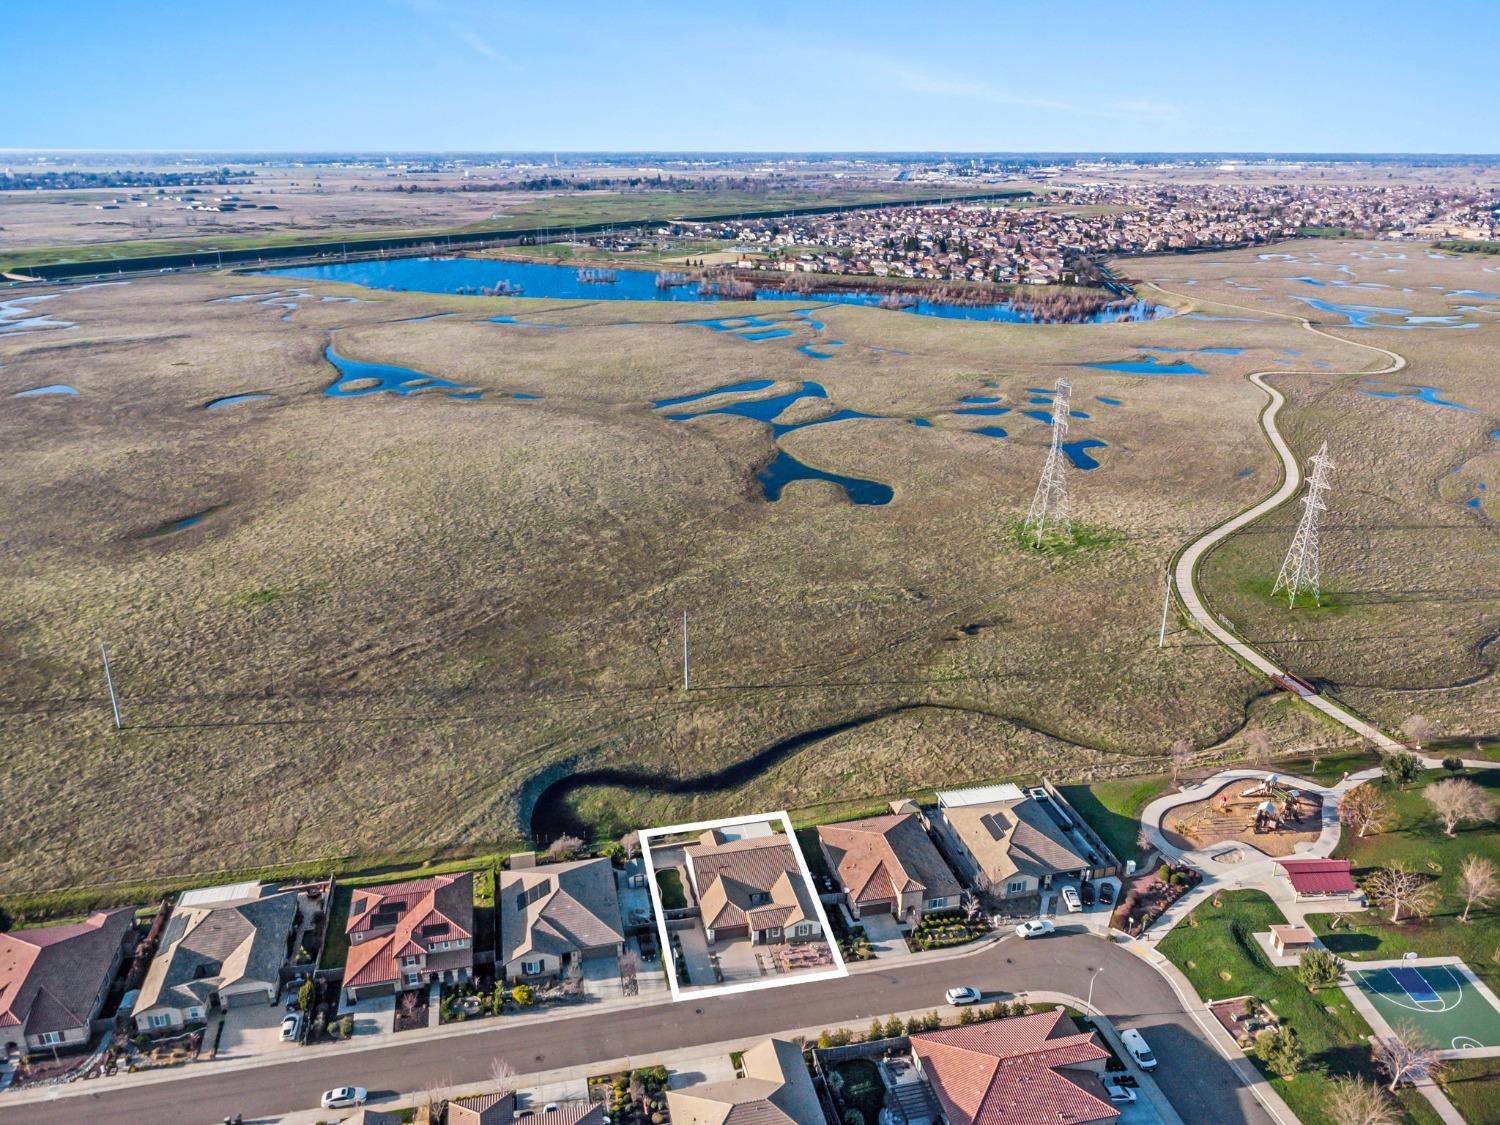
left=12, top=0, right=1500, bottom=153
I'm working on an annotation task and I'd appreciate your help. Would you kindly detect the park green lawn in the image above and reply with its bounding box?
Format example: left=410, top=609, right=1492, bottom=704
left=1159, top=890, right=1442, bottom=1124
left=655, top=868, right=687, bottom=910
left=1307, top=767, right=1500, bottom=992
left=1440, top=1057, right=1500, bottom=1124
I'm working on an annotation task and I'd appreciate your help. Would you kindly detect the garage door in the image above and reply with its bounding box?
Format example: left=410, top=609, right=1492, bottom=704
left=860, top=900, right=893, bottom=915
left=223, top=985, right=272, bottom=1009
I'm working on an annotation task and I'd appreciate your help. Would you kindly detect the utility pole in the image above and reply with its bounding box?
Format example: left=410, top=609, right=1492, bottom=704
left=681, top=611, right=690, bottom=691
left=1158, top=574, right=1173, bottom=648
left=100, top=642, right=123, bottom=730
left=1272, top=441, right=1335, bottom=607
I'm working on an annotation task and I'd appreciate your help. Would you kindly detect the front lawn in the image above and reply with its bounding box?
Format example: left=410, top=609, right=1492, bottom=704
left=655, top=867, right=687, bottom=910
left=1307, top=767, right=1500, bottom=992
left=1158, top=890, right=1441, bottom=1124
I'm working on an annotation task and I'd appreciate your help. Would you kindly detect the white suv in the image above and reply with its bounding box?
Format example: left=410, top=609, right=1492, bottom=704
left=1061, top=886, right=1082, bottom=913
left=1120, top=1028, right=1157, bottom=1070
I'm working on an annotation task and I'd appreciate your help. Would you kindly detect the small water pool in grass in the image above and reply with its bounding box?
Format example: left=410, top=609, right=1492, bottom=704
left=652, top=379, right=776, bottom=409
left=737, top=327, right=795, bottom=342
left=1083, top=357, right=1207, bottom=376
left=1096, top=396, right=1123, bottom=406
left=205, top=392, right=271, bottom=410
left=954, top=405, right=1011, bottom=416
left=1295, top=296, right=1479, bottom=330
left=323, top=345, right=481, bottom=399
left=961, top=395, right=1002, bottom=404
left=757, top=451, right=893, bottom=505
left=1236, top=468, right=1255, bottom=478
left=1357, top=383, right=1474, bottom=412
left=490, top=314, right=568, bottom=329
left=13, top=384, right=79, bottom=396
left=661, top=382, right=827, bottom=424
left=1062, top=439, right=1108, bottom=470
left=910, top=418, right=934, bottom=427
left=971, top=426, right=1009, bottom=439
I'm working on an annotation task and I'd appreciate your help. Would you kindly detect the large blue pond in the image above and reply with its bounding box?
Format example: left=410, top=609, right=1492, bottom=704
left=265, top=256, right=1171, bottom=325
left=1295, top=296, right=1479, bottom=330
left=758, top=452, right=895, bottom=505
left=1083, top=357, right=1207, bottom=376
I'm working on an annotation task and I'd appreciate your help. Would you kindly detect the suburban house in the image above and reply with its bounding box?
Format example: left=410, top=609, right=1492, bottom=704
left=343, top=873, right=475, bottom=1004
left=498, top=856, right=624, bottom=980
left=1274, top=858, right=1358, bottom=902
left=448, top=1092, right=607, bottom=1125
left=134, top=883, right=298, bottom=1031
left=684, top=830, right=822, bottom=946
left=910, top=1010, right=1120, bottom=1125
left=930, top=784, right=1094, bottom=898
left=816, top=812, right=963, bottom=924
left=667, top=1037, right=823, bottom=1125
left=0, top=908, right=134, bottom=1057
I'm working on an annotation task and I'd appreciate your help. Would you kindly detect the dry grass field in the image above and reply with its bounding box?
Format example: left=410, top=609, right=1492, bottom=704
left=2, top=243, right=1477, bottom=899
left=1141, top=241, right=1500, bottom=738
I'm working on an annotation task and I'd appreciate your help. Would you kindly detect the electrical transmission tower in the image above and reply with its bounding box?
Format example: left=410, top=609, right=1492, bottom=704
left=1023, top=377, right=1073, bottom=547
left=1272, top=441, right=1335, bottom=606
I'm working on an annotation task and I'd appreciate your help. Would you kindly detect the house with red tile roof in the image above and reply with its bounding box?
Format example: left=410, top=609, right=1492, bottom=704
left=0, top=908, right=134, bottom=1057
left=817, top=812, right=963, bottom=925
left=342, top=872, right=475, bottom=1003
left=910, top=1010, right=1119, bottom=1125
left=1274, top=858, right=1357, bottom=901
left=684, top=830, right=822, bottom=946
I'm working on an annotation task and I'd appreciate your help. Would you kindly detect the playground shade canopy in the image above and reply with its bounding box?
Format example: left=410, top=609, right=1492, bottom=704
left=1275, top=858, right=1355, bottom=896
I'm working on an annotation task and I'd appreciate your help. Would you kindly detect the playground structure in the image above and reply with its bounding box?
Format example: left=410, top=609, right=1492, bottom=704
left=1160, top=777, right=1323, bottom=858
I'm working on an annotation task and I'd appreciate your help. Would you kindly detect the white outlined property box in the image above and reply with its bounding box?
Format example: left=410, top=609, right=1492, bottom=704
left=639, top=810, right=848, bottom=1002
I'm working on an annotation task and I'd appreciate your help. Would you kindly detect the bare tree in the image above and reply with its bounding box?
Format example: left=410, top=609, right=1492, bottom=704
left=1373, top=1024, right=1444, bottom=1092
left=1245, top=729, right=1275, bottom=769
left=1457, top=854, right=1499, bottom=923
left=1366, top=863, right=1439, bottom=923
left=488, top=1055, right=518, bottom=1097
left=1424, top=778, right=1495, bottom=837
left=1401, top=714, right=1436, bottom=751
left=1340, top=783, right=1390, bottom=839
left=1170, top=738, right=1194, bottom=784
left=544, top=834, right=584, bottom=862
left=1325, top=1077, right=1398, bottom=1125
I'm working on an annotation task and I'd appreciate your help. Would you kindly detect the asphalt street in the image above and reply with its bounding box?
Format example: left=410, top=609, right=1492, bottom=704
left=9, top=929, right=1272, bottom=1124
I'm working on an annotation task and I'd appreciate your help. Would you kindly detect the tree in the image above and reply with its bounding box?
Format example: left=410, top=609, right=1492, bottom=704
left=1170, top=738, right=1194, bottom=784
left=489, top=1056, right=517, bottom=1097
left=1424, top=778, right=1494, bottom=837
left=1401, top=715, right=1436, bottom=751
left=1340, top=783, right=1390, bottom=838
left=1245, top=730, right=1275, bottom=769
left=1457, top=854, right=1499, bottom=923
left=867, top=1017, right=885, bottom=1041
left=1297, top=947, right=1345, bottom=990
left=1382, top=751, right=1423, bottom=790
left=1442, top=757, right=1465, bottom=774
left=1366, top=863, right=1439, bottom=923
left=1255, top=1025, right=1304, bottom=1077
left=1324, top=1077, right=1398, bottom=1125
left=545, top=834, right=584, bottom=862
left=1373, top=1025, right=1444, bottom=1091
left=882, top=1015, right=904, bottom=1039
left=297, top=979, right=315, bottom=1012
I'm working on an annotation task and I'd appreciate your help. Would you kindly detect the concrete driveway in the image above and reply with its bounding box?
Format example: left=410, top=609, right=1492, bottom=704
left=337, top=994, right=395, bottom=1038
left=859, top=912, right=913, bottom=960
left=216, top=1002, right=300, bottom=1061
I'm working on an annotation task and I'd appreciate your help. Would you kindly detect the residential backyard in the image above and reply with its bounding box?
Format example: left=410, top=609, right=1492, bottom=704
left=319, top=858, right=498, bottom=970
left=655, top=867, right=687, bottom=910
left=1158, top=890, right=1442, bottom=1125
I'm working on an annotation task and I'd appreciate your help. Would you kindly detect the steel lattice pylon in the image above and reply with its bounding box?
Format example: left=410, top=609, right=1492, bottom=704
left=1023, top=377, right=1073, bottom=547
left=1272, top=441, right=1335, bottom=606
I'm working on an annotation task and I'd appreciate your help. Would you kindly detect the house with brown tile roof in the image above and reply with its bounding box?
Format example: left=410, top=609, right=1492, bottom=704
left=135, top=884, right=298, bottom=1031
left=684, top=831, right=822, bottom=946
left=447, top=1092, right=607, bottom=1125
left=932, top=786, right=1093, bottom=899
left=0, top=908, right=134, bottom=1057
left=498, top=857, right=623, bottom=980
left=667, top=1037, right=823, bottom=1125
left=817, top=812, right=962, bottom=925
left=910, top=1010, right=1119, bottom=1125
left=342, top=873, right=475, bottom=1004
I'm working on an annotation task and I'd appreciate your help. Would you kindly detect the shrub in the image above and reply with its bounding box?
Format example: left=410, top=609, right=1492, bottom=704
left=338, top=1014, right=353, bottom=1038
left=1157, top=864, right=1172, bottom=881
left=1382, top=752, right=1423, bottom=789
left=512, top=983, right=534, bottom=1006
left=297, top=980, right=315, bottom=1012
left=1297, top=948, right=1345, bottom=991
left=1443, top=757, right=1465, bottom=774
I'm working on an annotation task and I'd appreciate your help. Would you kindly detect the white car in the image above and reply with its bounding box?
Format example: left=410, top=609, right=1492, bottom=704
left=1120, top=1028, right=1158, bottom=1071
left=1103, top=1078, right=1137, bottom=1104
left=944, top=986, right=982, bottom=1006
left=279, top=1013, right=302, bottom=1042
left=1061, top=886, right=1082, bottom=913
left=1015, top=919, right=1057, bottom=939
left=321, top=1087, right=368, bottom=1109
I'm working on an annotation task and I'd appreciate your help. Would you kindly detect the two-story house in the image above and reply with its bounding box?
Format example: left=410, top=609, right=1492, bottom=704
left=342, top=873, right=475, bottom=1004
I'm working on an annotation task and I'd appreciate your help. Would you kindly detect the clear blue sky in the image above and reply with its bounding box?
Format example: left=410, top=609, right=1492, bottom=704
left=10, top=0, right=1499, bottom=153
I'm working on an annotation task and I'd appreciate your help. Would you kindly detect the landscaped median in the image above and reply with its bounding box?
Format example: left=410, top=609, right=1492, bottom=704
left=1157, top=889, right=1444, bottom=1124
